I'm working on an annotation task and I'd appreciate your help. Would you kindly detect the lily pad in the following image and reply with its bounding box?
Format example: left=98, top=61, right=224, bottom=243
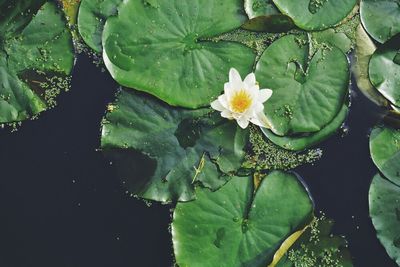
left=370, top=126, right=400, bottom=186
left=255, top=34, right=349, bottom=136
left=360, top=0, right=400, bottom=43
left=242, top=0, right=293, bottom=32
left=310, top=29, right=352, bottom=54
left=272, top=217, right=353, bottom=267
left=272, top=0, right=357, bottom=31
left=369, top=34, right=400, bottom=107
left=0, top=0, right=45, bottom=37
left=244, top=0, right=280, bottom=18
left=77, top=0, right=122, bottom=53
left=172, top=171, right=314, bottom=267
left=101, top=89, right=248, bottom=203
left=102, top=0, right=256, bottom=109
left=0, top=1, right=74, bottom=124
left=369, top=173, right=400, bottom=266
left=352, top=24, right=389, bottom=107
left=261, top=104, right=348, bottom=151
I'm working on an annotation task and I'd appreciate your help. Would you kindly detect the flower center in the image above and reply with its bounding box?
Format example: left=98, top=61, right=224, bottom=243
left=230, top=90, right=252, bottom=113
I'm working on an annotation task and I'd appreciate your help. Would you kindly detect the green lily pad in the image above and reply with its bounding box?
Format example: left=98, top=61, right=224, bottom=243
left=352, top=24, right=389, bottom=107
left=370, top=126, right=400, bottom=186
left=369, top=34, right=400, bottom=107
left=102, top=0, right=256, bottom=109
left=244, top=0, right=280, bottom=18
left=101, top=89, right=249, bottom=203
left=272, top=0, right=357, bottom=31
left=360, top=0, right=400, bottom=44
left=273, top=217, right=353, bottom=267
left=0, top=0, right=45, bottom=38
left=172, top=171, right=313, bottom=267
left=242, top=0, right=293, bottom=32
left=261, top=104, right=348, bottom=151
left=0, top=1, right=74, bottom=124
left=310, top=29, right=352, bottom=54
left=255, top=34, right=349, bottom=136
left=77, top=0, right=122, bottom=53
left=369, top=173, right=400, bottom=266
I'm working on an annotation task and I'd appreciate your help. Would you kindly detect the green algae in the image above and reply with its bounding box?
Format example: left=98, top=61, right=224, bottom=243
left=243, top=126, right=322, bottom=171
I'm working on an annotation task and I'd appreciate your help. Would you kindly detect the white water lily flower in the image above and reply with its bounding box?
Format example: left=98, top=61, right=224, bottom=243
left=211, top=68, right=273, bottom=129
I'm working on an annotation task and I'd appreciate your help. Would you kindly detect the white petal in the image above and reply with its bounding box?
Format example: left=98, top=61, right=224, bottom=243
left=217, top=94, right=229, bottom=109
left=258, top=89, right=273, bottom=103
left=244, top=73, right=256, bottom=86
left=254, top=102, right=264, bottom=113
left=224, top=82, right=235, bottom=100
left=224, top=82, right=231, bottom=93
left=229, top=68, right=242, bottom=85
left=211, top=99, right=225, bottom=112
left=250, top=112, right=271, bottom=128
left=221, top=110, right=233, bottom=119
left=236, top=117, right=250, bottom=129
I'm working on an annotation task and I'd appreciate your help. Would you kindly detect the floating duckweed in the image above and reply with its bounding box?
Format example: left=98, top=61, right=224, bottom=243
left=308, top=0, right=329, bottom=14
left=295, top=36, right=308, bottom=47
left=243, top=126, right=322, bottom=171
left=275, top=104, right=294, bottom=119
left=287, top=216, right=349, bottom=267
left=310, top=13, right=359, bottom=54
left=39, top=75, right=72, bottom=108
left=206, top=28, right=281, bottom=58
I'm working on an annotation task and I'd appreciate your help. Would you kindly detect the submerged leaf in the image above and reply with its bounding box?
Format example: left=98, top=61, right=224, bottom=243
left=0, top=1, right=74, bottom=124
left=101, top=89, right=248, bottom=203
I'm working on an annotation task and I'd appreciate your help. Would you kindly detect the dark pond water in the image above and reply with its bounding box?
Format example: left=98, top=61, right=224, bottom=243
left=0, top=53, right=397, bottom=267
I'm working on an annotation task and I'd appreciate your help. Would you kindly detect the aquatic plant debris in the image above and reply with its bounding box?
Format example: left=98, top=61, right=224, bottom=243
left=243, top=126, right=322, bottom=171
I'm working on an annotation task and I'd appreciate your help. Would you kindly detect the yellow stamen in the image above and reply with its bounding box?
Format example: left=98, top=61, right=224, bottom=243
left=230, top=90, right=252, bottom=113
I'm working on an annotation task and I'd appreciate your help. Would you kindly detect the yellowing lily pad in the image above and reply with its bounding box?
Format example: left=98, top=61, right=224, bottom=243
left=172, top=171, right=313, bottom=267
left=255, top=34, right=349, bottom=136
left=102, top=0, right=256, bottom=109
